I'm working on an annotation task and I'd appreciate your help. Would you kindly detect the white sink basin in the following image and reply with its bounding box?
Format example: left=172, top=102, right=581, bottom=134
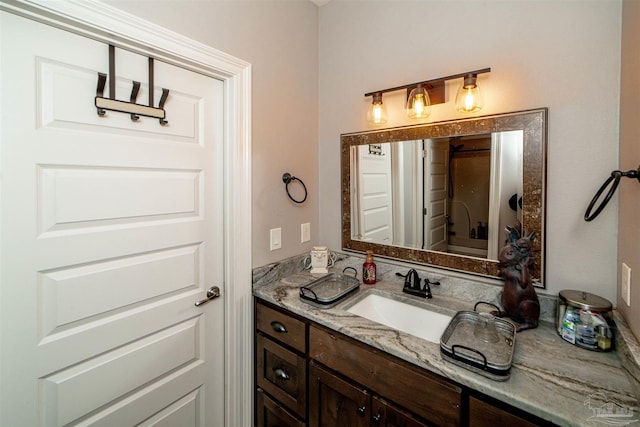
left=347, top=293, right=452, bottom=343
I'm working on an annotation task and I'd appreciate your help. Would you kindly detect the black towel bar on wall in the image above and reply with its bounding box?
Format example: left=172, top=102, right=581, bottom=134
left=584, top=165, right=640, bottom=221
left=282, top=173, right=308, bottom=204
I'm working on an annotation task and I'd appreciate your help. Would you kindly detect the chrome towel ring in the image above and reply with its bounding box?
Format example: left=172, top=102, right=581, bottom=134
left=282, top=173, right=308, bottom=204
left=584, top=166, right=640, bottom=221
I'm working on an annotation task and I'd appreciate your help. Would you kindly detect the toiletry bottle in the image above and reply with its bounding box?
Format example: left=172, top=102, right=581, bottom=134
left=596, top=325, right=612, bottom=350
left=363, top=250, right=377, bottom=284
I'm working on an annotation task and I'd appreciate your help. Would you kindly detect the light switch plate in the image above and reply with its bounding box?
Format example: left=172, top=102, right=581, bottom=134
left=622, top=262, right=631, bottom=306
left=301, top=222, right=311, bottom=243
left=270, top=228, right=282, bottom=251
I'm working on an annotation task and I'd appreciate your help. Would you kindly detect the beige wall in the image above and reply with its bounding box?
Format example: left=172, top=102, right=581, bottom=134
left=106, top=0, right=627, bottom=309
left=318, top=1, right=622, bottom=303
left=618, top=0, right=640, bottom=336
left=104, top=0, right=320, bottom=268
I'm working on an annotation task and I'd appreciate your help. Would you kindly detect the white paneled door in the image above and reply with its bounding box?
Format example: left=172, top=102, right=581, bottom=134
left=1, top=12, right=225, bottom=426
left=425, top=139, right=448, bottom=252
left=356, top=144, right=393, bottom=242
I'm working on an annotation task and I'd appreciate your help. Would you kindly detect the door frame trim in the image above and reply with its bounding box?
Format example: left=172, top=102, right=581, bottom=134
left=0, top=1, right=253, bottom=425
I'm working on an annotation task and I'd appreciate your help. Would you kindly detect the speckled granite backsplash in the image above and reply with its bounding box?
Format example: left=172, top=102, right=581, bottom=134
left=253, top=251, right=640, bottom=402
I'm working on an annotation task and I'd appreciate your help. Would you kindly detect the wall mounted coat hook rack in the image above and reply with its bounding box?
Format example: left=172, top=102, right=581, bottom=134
left=95, top=45, right=170, bottom=125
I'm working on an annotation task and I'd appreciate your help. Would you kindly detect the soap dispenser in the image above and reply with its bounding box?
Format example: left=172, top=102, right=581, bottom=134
left=362, top=250, right=377, bottom=284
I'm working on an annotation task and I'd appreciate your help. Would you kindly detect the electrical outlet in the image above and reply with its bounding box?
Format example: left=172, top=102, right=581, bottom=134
left=622, top=262, right=631, bottom=306
left=301, top=222, right=311, bottom=243
left=270, top=228, right=282, bottom=251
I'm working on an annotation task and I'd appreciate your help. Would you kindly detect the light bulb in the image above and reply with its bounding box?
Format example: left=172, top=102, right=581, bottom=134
left=367, top=93, right=387, bottom=124
left=414, top=95, right=426, bottom=116
left=406, top=85, right=431, bottom=119
left=455, top=74, right=483, bottom=113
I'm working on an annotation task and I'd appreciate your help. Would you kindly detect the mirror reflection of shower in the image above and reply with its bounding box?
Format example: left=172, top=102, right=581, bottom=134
left=446, top=136, right=491, bottom=257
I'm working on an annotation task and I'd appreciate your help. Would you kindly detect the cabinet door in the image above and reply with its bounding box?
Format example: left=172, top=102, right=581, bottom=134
left=372, top=396, right=433, bottom=427
left=309, top=362, right=370, bottom=427
left=310, top=325, right=461, bottom=426
left=469, top=396, right=541, bottom=427
left=256, top=388, right=305, bottom=427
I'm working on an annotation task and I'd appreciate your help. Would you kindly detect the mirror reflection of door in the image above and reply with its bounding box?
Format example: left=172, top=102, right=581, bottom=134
left=424, top=139, right=449, bottom=251
left=354, top=144, right=393, bottom=242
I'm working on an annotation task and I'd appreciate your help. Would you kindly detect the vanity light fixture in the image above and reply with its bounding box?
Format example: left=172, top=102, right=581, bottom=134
left=364, top=67, right=490, bottom=122
left=455, top=73, right=483, bottom=113
left=366, top=92, right=387, bottom=124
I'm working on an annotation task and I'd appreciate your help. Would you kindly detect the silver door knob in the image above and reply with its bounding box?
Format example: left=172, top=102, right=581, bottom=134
left=194, top=286, right=221, bottom=306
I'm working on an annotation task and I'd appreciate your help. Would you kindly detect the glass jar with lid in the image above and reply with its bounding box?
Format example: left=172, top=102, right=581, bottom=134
left=557, top=290, right=613, bottom=351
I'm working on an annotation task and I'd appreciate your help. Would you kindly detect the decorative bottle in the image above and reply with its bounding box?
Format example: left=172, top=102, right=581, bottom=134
left=362, top=250, right=377, bottom=284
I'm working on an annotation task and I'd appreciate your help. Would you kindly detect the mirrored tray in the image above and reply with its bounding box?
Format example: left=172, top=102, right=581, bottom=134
left=440, top=307, right=516, bottom=381
left=299, top=273, right=360, bottom=309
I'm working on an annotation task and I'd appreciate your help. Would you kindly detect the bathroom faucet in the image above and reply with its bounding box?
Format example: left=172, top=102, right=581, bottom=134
left=397, top=269, right=438, bottom=299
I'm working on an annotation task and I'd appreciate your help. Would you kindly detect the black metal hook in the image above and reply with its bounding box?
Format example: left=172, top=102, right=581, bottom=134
left=282, top=173, right=308, bottom=204
left=158, top=88, right=170, bottom=125
left=129, top=81, right=141, bottom=121
left=585, top=166, right=640, bottom=221
left=96, top=73, right=107, bottom=116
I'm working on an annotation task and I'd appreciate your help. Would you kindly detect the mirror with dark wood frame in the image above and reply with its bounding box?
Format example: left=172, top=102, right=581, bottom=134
left=341, top=108, right=547, bottom=286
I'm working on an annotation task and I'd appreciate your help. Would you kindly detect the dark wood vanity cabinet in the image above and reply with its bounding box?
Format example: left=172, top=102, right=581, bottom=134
left=309, top=362, right=433, bottom=427
left=255, top=299, right=551, bottom=427
left=256, top=387, right=306, bottom=427
left=468, top=395, right=548, bottom=427
left=372, top=396, right=434, bottom=427
left=308, top=362, right=370, bottom=427
left=309, top=325, right=460, bottom=426
left=255, top=301, right=308, bottom=426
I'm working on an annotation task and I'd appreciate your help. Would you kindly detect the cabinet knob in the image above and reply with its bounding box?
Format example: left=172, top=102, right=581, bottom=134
left=372, top=413, right=382, bottom=424
left=357, top=406, right=366, bottom=416
left=270, top=321, right=288, bottom=333
left=273, top=367, right=290, bottom=381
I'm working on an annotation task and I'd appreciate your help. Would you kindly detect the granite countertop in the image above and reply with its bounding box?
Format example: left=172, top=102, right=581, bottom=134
left=253, top=255, right=639, bottom=427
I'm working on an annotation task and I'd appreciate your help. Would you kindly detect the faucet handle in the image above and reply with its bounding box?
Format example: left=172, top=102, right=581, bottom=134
left=425, top=278, right=440, bottom=287
left=422, top=277, right=437, bottom=299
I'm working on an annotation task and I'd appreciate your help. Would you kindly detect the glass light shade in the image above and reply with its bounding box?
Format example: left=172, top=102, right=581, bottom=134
left=406, top=85, right=431, bottom=119
left=455, top=75, right=484, bottom=113
left=367, top=94, right=387, bottom=124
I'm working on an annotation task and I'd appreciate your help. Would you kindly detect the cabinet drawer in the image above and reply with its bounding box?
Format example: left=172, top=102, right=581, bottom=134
left=310, top=325, right=461, bottom=426
left=256, top=388, right=305, bottom=427
left=257, top=301, right=307, bottom=353
left=257, top=333, right=307, bottom=418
